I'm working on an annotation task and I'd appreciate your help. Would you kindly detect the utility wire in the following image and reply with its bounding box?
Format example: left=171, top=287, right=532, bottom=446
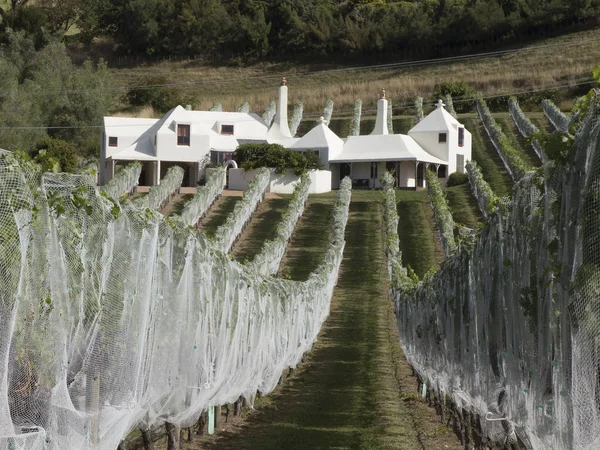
left=0, top=78, right=592, bottom=130
left=1, top=35, right=599, bottom=98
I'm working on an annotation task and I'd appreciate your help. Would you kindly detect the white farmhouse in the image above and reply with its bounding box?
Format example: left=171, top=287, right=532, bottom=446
left=101, top=107, right=268, bottom=186
left=100, top=79, right=471, bottom=190
left=327, top=90, right=472, bottom=189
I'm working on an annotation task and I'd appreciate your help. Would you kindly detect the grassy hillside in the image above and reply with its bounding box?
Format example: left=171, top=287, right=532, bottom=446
left=110, top=28, right=600, bottom=117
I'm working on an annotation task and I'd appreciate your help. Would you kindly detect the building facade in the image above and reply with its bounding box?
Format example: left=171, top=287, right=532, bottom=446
left=100, top=80, right=471, bottom=189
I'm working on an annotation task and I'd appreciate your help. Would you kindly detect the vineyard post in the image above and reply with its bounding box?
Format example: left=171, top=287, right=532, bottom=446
left=214, top=405, right=222, bottom=430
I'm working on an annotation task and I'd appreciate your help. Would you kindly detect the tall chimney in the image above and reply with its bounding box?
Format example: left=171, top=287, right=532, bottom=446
left=268, top=77, right=292, bottom=138
left=370, top=88, right=388, bottom=135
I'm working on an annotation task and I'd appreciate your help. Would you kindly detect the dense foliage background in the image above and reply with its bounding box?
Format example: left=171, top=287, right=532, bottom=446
left=0, top=29, right=113, bottom=167
left=0, top=0, right=598, bottom=172
left=1, top=0, right=599, bottom=61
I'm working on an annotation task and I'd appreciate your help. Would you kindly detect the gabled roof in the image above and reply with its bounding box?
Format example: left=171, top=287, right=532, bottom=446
left=330, top=134, right=446, bottom=164
left=409, top=105, right=461, bottom=133
left=289, top=122, right=344, bottom=150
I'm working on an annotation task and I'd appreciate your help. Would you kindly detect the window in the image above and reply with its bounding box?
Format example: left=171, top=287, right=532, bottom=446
left=438, top=165, right=447, bottom=178
left=211, top=151, right=234, bottom=165
left=458, top=127, right=465, bottom=147
left=177, top=124, right=190, bottom=146
left=108, top=136, right=118, bottom=147
left=220, top=124, right=234, bottom=135
left=456, top=154, right=465, bottom=173
left=438, top=133, right=447, bottom=143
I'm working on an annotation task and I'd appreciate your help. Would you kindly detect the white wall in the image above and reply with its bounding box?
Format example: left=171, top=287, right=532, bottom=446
left=447, top=127, right=472, bottom=174
left=409, top=131, right=451, bottom=162
left=228, top=168, right=332, bottom=193
left=399, top=161, right=416, bottom=188
left=156, top=122, right=211, bottom=163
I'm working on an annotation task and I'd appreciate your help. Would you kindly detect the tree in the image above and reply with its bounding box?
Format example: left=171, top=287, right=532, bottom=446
left=34, top=137, right=80, bottom=172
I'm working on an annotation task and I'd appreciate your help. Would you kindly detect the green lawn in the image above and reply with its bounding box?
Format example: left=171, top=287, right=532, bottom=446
left=462, top=117, right=512, bottom=198
left=197, top=196, right=242, bottom=238
left=230, top=197, right=292, bottom=263
left=445, top=184, right=483, bottom=229
left=395, top=189, right=442, bottom=278
left=278, top=193, right=336, bottom=281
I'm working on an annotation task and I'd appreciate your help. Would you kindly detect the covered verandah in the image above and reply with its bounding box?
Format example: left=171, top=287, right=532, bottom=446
left=328, top=134, right=447, bottom=189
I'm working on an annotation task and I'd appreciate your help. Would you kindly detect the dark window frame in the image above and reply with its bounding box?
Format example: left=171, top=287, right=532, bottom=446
left=438, top=132, right=447, bottom=143
left=458, top=127, right=465, bottom=147
left=108, top=136, right=118, bottom=147
left=177, top=124, right=191, bottom=146
left=220, top=124, right=234, bottom=135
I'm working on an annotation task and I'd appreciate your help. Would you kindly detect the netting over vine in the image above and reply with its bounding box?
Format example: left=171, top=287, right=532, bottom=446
left=0, top=153, right=352, bottom=450
left=385, top=100, right=600, bottom=449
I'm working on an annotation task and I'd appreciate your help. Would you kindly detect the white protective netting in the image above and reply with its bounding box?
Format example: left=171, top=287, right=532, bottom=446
left=385, top=99, right=600, bottom=449
left=246, top=173, right=311, bottom=276
left=133, top=165, right=184, bottom=211
left=508, top=97, right=547, bottom=163
left=289, top=102, right=303, bottom=138
left=543, top=99, right=571, bottom=133
left=0, top=151, right=353, bottom=450
left=445, top=95, right=458, bottom=119
left=349, top=99, right=362, bottom=137
left=213, top=168, right=270, bottom=252
left=465, top=160, right=499, bottom=219
left=415, top=97, right=424, bottom=123
left=425, top=171, right=457, bottom=256
left=262, top=101, right=276, bottom=127
left=179, top=167, right=226, bottom=227
left=100, top=162, right=142, bottom=201
left=477, top=98, right=531, bottom=181
left=322, top=100, right=334, bottom=125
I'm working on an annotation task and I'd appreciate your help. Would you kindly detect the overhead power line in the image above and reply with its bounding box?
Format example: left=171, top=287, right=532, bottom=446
left=0, top=77, right=592, bottom=131
left=1, top=34, right=599, bottom=99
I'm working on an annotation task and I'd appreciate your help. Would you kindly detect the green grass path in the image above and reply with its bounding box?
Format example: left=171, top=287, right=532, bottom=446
left=445, top=184, right=483, bottom=229
left=462, top=118, right=512, bottom=198
left=396, top=190, right=443, bottom=277
left=278, top=193, right=336, bottom=281
left=193, top=192, right=460, bottom=450
left=496, top=117, right=541, bottom=168
left=230, top=197, right=291, bottom=263
left=196, top=196, right=242, bottom=238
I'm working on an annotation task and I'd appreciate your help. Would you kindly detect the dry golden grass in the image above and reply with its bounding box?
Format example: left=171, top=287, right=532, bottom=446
left=110, top=27, right=600, bottom=117
left=112, top=106, right=157, bottom=118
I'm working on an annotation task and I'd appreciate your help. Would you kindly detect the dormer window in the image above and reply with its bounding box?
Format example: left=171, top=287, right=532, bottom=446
left=438, top=133, right=447, bottom=143
left=177, top=124, right=190, bottom=146
left=221, top=124, right=234, bottom=135
left=108, top=136, right=118, bottom=147
left=458, top=127, right=464, bottom=147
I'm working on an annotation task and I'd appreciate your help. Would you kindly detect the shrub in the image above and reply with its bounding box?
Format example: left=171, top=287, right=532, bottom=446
left=235, top=143, right=323, bottom=175
left=433, top=82, right=476, bottom=113
left=34, top=137, right=80, bottom=173
left=446, top=171, right=468, bottom=187
left=126, top=75, right=196, bottom=114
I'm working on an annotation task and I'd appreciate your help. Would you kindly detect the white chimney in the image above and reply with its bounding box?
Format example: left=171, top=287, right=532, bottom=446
left=268, top=77, right=292, bottom=139
left=371, top=88, right=388, bottom=135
